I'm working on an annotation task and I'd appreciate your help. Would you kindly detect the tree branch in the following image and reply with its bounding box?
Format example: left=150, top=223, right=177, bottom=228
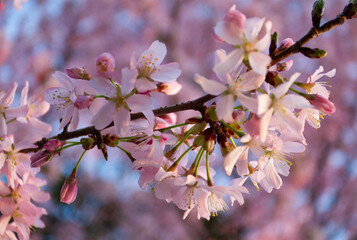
left=270, top=14, right=347, bottom=66
left=21, top=94, right=217, bottom=153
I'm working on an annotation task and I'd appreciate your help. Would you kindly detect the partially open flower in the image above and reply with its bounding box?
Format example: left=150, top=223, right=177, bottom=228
left=65, top=67, right=91, bottom=80
left=308, top=94, right=336, bottom=115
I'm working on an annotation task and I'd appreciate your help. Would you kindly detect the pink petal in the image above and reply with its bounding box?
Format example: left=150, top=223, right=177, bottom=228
left=52, top=71, right=74, bottom=91
left=0, top=114, right=7, bottom=136
left=257, top=94, right=272, bottom=115
left=126, top=94, right=152, bottom=112
left=236, top=146, right=249, bottom=176
left=194, top=74, right=226, bottom=95
left=114, top=107, right=130, bottom=136
left=238, top=94, right=258, bottom=113
left=58, top=105, right=74, bottom=130
left=214, top=21, right=242, bottom=45
left=121, top=67, right=137, bottom=96
left=264, top=158, right=282, bottom=189
left=224, top=146, right=246, bottom=176
left=91, top=102, right=115, bottom=130
left=254, top=21, right=272, bottom=51
left=244, top=17, right=265, bottom=42
left=259, top=107, right=274, bottom=142
left=216, top=94, right=235, bottom=122
left=280, top=94, right=312, bottom=109
left=213, top=49, right=244, bottom=77
left=238, top=70, right=266, bottom=92
left=69, top=107, right=79, bottom=131
left=248, top=52, right=271, bottom=75
left=272, top=72, right=300, bottom=98
left=44, top=87, right=71, bottom=105
left=5, top=105, right=28, bottom=118
left=151, top=62, right=182, bottom=82
left=0, top=215, right=11, bottom=235
left=0, top=82, right=17, bottom=107
left=136, top=78, right=157, bottom=93
left=28, top=117, right=52, bottom=135
left=20, top=81, right=29, bottom=106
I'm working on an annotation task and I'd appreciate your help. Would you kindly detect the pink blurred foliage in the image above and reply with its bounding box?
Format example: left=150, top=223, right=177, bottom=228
left=1, top=0, right=357, bottom=239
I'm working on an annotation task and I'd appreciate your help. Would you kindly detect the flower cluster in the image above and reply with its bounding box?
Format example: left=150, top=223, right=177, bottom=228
left=0, top=83, right=50, bottom=239
left=0, top=3, right=342, bottom=238
left=34, top=5, right=337, bottom=222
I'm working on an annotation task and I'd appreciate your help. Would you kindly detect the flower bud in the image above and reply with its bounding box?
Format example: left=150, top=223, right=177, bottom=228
left=277, top=38, right=294, bottom=53
left=43, top=139, right=64, bottom=152
left=30, top=151, right=53, bottom=168
left=311, top=0, right=325, bottom=28
left=74, top=95, right=94, bottom=109
left=80, top=136, right=96, bottom=150
left=300, top=47, right=327, bottom=59
left=96, top=52, right=115, bottom=78
left=275, top=60, right=293, bottom=72
left=65, top=67, right=91, bottom=80
left=308, top=94, right=336, bottom=115
left=224, top=5, right=246, bottom=31
left=60, top=169, right=78, bottom=204
left=342, top=2, right=357, bottom=19
left=103, top=134, right=119, bottom=147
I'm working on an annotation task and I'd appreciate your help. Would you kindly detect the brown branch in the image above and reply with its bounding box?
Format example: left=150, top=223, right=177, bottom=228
left=20, top=94, right=217, bottom=153
left=270, top=14, right=348, bottom=67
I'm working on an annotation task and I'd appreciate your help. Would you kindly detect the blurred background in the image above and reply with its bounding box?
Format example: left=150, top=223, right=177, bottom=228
left=1, top=0, right=357, bottom=239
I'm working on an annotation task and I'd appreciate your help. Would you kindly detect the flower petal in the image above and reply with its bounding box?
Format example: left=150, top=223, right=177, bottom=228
left=52, top=71, right=74, bottom=91
left=114, top=107, right=130, bottom=136
left=248, top=52, right=271, bottom=75
left=151, top=62, right=181, bottom=82
left=91, top=102, right=115, bottom=130
left=194, top=74, right=226, bottom=95
left=213, top=49, right=244, bottom=77
left=216, top=94, right=235, bottom=123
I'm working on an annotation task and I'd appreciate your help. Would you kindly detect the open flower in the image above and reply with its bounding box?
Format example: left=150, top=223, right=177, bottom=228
left=45, top=71, right=96, bottom=131
left=131, top=40, right=182, bottom=92
left=214, top=5, right=272, bottom=75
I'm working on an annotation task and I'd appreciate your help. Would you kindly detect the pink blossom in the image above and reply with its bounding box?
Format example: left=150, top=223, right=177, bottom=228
left=91, top=67, right=152, bottom=136
left=214, top=6, right=272, bottom=75
left=45, top=71, right=96, bottom=131
left=131, top=40, right=181, bottom=92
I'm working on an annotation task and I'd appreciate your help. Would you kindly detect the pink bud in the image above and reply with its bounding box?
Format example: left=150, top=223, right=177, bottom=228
left=30, top=151, right=52, bottom=168
left=74, top=95, right=94, bottom=109
left=224, top=5, right=246, bottom=31
left=65, top=67, right=91, bottom=80
left=95, top=52, right=115, bottom=78
left=43, top=139, right=64, bottom=152
left=275, top=60, right=293, bottom=72
left=277, top=38, right=294, bottom=52
left=309, top=94, right=336, bottom=115
left=60, top=170, right=78, bottom=204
